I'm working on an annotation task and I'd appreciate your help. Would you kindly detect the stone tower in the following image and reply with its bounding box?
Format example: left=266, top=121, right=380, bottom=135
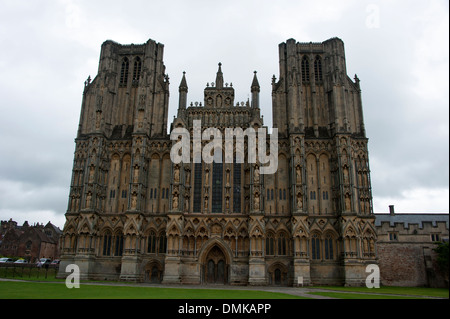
left=271, top=38, right=376, bottom=285
left=58, top=37, right=377, bottom=286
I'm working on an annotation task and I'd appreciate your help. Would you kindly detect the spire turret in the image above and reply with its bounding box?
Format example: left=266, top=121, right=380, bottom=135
left=178, top=71, right=188, bottom=112
left=215, top=62, right=224, bottom=88
left=251, top=71, right=260, bottom=108
left=179, top=71, right=188, bottom=92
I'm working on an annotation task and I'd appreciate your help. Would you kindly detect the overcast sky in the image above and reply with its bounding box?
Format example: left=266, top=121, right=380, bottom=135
left=0, top=0, right=448, bottom=229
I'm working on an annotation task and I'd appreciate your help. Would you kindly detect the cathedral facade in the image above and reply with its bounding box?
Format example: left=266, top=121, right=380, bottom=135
left=58, top=37, right=377, bottom=286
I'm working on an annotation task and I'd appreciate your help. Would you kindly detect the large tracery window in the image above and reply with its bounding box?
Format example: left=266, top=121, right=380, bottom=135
left=102, top=231, right=123, bottom=256
left=158, top=233, right=167, bottom=253
left=193, top=162, right=202, bottom=212
left=301, top=56, right=310, bottom=82
left=103, top=232, right=112, bottom=256
left=114, top=234, right=123, bottom=256
left=311, top=234, right=320, bottom=260
left=266, top=233, right=274, bottom=255
left=119, top=57, right=129, bottom=86
left=233, top=161, right=242, bottom=213
left=278, top=233, right=287, bottom=255
left=324, top=235, right=334, bottom=260
left=212, top=162, right=223, bottom=213
left=132, top=57, right=142, bottom=85
left=147, top=231, right=156, bottom=253
left=314, top=55, right=323, bottom=82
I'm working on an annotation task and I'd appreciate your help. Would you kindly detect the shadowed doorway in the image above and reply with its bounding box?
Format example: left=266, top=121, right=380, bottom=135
left=204, top=245, right=228, bottom=284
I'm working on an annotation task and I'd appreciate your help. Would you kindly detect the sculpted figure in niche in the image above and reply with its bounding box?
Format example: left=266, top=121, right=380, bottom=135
left=345, top=195, right=351, bottom=212
left=254, top=192, right=260, bottom=210
left=343, top=167, right=349, bottom=184
left=86, top=192, right=92, bottom=208
left=131, top=193, right=137, bottom=209
left=297, top=193, right=303, bottom=209
left=216, top=95, right=222, bottom=107
left=172, top=193, right=178, bottom=210
left=185, top=168, right=190, bottom=185
left=173, top=165, right=180, bottom=183
left=254, top=165, right=260, bottom=183
left=133, top=165, right=139, bottom=183
left=296, top=165, right=302, bottom=184
left=204, top=168, right=209, bottom=186
left=88, top=166, right=95, bottom=183
left=204, top=196, right=208, bottom=210
left=184, top=196, right=189, bottom=211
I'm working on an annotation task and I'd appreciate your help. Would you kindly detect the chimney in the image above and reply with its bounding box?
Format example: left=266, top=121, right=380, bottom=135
left=389, top=205, right=395, bottom=215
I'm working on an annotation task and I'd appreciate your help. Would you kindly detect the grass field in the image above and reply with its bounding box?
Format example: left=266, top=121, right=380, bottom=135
left=1, top=280, right=448, bottom=299
left=311, top=286, right=449, bottom=299
left=0, top=281, right=307, bottom=299
left=308, top=292, right=422, bottom=299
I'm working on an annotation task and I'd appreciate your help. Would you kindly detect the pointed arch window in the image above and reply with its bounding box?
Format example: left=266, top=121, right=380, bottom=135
left=311, top=234, right=320, bottom=260
left=266, top=233, right=274, bottom=255
left=314, top=56, right=323, bottom=82
left=193, top=162, right=202, bottom=212
left=158, top=233, right=167, bottom=253
left=120, top=57, right=129, bottom=86
left=132, top=57, right=142, bottom=86
left=212, top=161, right=223, bottom=213
left=278, top=233, right=287, bottom=255
left=233, top=160, right=242, bottom=213
left=114, top=234, right=123, bottom=256
left=102, top=231, right=112, bottom=256
left=301, top=56, right=310, bottom=82
left=147, top=231, right=157, bottom=253
left=324, top=235, right=334, bottom=259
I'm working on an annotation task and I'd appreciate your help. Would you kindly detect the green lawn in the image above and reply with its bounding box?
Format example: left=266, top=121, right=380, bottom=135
left=0, top=266, right=62, bottom=282
left=0, top=281, right=307, bottom=299
left=311, top=286, right=449, bottom=299
left=309, top=292, right=423, bottom=299
left=1, top=278, right=447, bottom=299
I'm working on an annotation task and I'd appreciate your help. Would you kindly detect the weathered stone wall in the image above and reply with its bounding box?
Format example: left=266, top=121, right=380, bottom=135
left=376, top=215, right=449, bottom=288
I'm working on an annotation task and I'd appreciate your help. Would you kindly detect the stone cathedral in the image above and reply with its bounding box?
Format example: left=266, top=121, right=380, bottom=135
left=58, top=37, right=378, bottom=286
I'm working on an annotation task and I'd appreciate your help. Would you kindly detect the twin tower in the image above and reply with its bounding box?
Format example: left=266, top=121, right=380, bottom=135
left=58, top=37, right=377, bottom=286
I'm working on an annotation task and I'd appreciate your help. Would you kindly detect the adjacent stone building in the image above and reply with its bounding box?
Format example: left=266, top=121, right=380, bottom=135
left=375, top=207, right=449, bottom=288
left=0, top=220, right=61, bottom=262
left=58, top=36, right=379, bottom=285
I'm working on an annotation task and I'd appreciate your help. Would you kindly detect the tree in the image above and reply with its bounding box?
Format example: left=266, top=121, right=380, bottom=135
left=433, top=241, right=449, bottom=286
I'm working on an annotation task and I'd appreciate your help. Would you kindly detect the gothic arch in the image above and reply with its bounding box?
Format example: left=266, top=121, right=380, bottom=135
left=144, top=259, right=164, bottom=283
left=267, top=262, right=289, bottom=286
left=198, top=238, right=233, bottom=265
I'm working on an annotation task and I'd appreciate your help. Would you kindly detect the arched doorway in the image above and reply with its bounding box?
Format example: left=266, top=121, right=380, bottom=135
left=268, top=263, right=288, bottom=286
left=204, top=246, right=228, bottom=284
left=144, top=261, right=163, bottom=283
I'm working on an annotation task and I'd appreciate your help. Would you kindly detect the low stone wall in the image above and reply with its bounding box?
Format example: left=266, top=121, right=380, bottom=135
left=377, top=242, right=447, bottom=288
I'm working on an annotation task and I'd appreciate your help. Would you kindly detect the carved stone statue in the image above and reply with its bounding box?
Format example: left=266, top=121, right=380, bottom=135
left=133, top=165, right=139, bottom=183
left=172, top=193, right=179, bottom=209
left=254, top=192, right=260, bottom=210
left=345, top=195, right=351, bottom=212
left=296, top=165, right=301, bottom=184
left=254, top=165, right=260, bottom=183
left=174, top=165, right=180, bottom=183
left=297, top=193, right=303, bottom=209
left=131, top=193, right=137, bottom=209
left=204, top=168, right=209, bottom=186
left=88, top=166, right=95, bottom=183
left=86, top=192, right=92, bottom=208
left=185, top=168, right=190, bottom=185
left=204, top=196, right=208, bottom=210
